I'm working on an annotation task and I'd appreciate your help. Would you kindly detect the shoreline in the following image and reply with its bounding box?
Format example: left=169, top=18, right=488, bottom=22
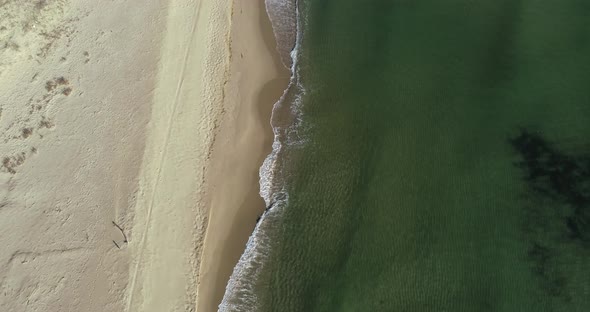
left=196, top=0, right=290, bottom=310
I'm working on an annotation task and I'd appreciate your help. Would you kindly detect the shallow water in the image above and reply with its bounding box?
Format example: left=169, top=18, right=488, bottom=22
left=221, top=1, right=590, bottom=311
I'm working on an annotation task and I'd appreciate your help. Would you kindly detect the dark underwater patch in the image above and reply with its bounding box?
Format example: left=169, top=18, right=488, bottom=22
left=510, top=129, right=590, bottom=302
left=510, top=129, right=590, bottom=243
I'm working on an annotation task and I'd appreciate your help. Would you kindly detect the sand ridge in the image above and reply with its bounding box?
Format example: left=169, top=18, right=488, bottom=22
left=124, top=0, right=233, bottom=311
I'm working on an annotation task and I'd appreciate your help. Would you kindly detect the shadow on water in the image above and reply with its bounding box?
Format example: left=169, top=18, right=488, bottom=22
left=509, top=129, right=590, bottom=303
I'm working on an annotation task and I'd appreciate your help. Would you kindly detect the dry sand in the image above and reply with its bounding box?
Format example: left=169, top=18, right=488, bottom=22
left=0, top=0, right=286, bottom=311
left=0, top=0, right=165, bottom=311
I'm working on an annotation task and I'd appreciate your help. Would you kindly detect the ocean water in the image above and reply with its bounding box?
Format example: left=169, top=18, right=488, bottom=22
left=220, top=1, right=590, bottom=311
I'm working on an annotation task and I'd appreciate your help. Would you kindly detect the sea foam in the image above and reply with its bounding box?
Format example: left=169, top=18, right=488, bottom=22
left=218, top=1, right=304, bottom=311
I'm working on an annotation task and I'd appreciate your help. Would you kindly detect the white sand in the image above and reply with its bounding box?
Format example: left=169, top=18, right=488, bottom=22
left=124, top=0, right=232, bottom=311
left=0, top=0, right=286, bottom=311
left=0, top=0, right=165, bottom=311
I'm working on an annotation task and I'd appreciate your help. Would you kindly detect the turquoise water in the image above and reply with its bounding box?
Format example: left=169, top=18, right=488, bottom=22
left=221, top=1, right=590, bottom=311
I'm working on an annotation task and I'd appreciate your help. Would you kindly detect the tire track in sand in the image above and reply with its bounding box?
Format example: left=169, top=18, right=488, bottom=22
left=125, top=1, right=204, bottom=311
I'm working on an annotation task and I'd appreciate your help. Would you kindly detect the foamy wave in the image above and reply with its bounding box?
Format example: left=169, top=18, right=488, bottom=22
left=265, top=0, right=298, bottom=68
left=216, top=196, right=287, bottom=311
left=218, top=1, right=304, bottom=311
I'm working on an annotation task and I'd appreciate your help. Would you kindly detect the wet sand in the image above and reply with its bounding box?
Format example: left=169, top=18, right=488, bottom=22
left=196, top=0, right=290, bottom=310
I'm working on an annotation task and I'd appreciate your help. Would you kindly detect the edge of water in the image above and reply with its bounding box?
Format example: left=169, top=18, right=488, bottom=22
left=218, top=1, right=303, bottom=310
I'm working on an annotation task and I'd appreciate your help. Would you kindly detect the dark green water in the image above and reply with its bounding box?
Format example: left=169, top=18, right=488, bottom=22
left=221, top=1, right=590, bottom=311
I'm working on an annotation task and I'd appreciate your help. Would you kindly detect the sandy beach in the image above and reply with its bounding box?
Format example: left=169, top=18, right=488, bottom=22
left=0, top=0, right=286, bottom=311
left=196, top=1, right=289, bottom=310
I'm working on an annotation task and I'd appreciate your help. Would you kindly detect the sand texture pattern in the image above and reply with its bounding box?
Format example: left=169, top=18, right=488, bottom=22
left=124, top=0, right=232, bottom=311
left=0, top=0, right=165, bottom=311
left=1, top=0, right=286, bottom=311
